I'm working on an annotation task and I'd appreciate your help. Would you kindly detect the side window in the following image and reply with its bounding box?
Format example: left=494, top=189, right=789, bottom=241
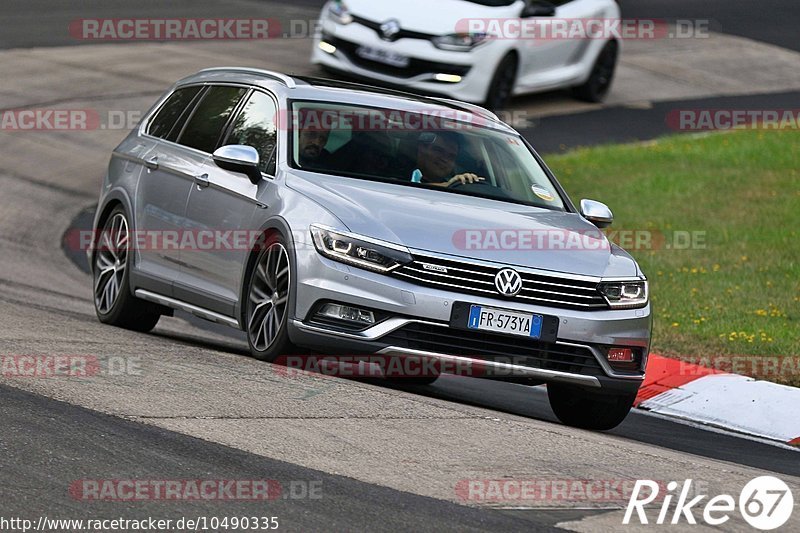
left=147, top=86, right=203, bottom=139
left=177, top=86, right=247, bottom=153
left=224, top=91, right=279, bottom=176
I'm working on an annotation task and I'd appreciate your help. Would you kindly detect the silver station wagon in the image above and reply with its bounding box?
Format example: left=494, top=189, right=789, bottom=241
left=90, top=67, right=651, bottom=430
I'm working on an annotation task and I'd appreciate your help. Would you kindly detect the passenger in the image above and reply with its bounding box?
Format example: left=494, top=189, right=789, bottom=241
left=409, top=131, right=485, bottom=188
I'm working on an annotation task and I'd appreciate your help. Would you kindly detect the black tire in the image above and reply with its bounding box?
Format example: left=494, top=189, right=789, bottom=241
left=244, top=233, right=296, bottom=362
left=484, top=53, right=518, bottom=111
left=572, top=40, right=618, bottom=103
left=547, top=383, right=636, bottom=430
left=93, top=206, right=161, bottom=332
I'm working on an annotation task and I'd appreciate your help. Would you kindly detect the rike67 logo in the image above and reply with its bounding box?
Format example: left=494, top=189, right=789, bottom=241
left=624, top=476, right=794, bottom=530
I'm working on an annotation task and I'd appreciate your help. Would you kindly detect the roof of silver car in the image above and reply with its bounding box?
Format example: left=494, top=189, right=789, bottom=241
left=189, top=67, right=509, bottom=131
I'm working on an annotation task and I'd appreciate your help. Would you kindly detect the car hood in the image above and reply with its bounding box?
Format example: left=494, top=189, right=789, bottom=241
left=288, top=173, right=640, bottom=278
left=345, top=0, right=524, bottom=36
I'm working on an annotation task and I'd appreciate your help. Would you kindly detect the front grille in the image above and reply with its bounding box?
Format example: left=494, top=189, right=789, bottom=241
left=327, top=36, right=471, bottom=79
left=390, top=254, right=609, bottom=311
left=383, top=323, right=604, bottom=376
left=351, top=15, right=436, bottom=42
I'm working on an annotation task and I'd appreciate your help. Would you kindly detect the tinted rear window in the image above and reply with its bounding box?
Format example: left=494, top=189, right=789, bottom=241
left=147, top=86, right=203, bottom=139
left=178, top=86, right=248, bottom=153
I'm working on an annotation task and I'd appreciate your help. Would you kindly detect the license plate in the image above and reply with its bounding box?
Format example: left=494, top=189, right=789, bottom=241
left=467, top=305, right=543, bottom=339
left=356, top=46, right=410, bottom=68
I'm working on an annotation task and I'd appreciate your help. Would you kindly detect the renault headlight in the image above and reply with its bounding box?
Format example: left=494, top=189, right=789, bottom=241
left=432, top=33, right=493, bottom=51
left=598, top=280, right=649, bottom=309
left=310, top=225, right=412, bottom=273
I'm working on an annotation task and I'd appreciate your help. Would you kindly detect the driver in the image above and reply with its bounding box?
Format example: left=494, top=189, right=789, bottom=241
left=410, top=131, right=485, bottom=188
left=298, top=126, right=331, bottom=167
left=296, top=108, right=333, bottom=168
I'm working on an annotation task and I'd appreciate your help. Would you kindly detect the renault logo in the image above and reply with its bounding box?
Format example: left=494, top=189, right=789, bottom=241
left=495, top=268, right=522, bottom=297
left=380, top=19, right=401, bottom=40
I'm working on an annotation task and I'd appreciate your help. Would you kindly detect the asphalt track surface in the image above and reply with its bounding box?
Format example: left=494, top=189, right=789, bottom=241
left=2, top=1, right=800, bottom=532
left=2, top=0, right=798, bottom=51
left=618, top=0, right=800, bottom=53
left=0, top=384, right=567, bottom=531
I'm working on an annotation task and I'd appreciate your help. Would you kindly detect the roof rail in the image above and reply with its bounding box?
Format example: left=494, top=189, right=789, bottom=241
left=294, top=75, right=429, bottom=101
left=197, top=67, right=297, bottom=89
left=432, top=97, right=500, bottom=123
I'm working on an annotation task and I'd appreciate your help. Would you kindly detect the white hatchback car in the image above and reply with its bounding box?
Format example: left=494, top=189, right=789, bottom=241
left=312, top=0, right=621, bottom=109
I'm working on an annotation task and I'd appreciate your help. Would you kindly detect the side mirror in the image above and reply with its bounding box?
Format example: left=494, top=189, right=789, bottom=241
left=580, top=199, right=614, bottom=228
left=522, top=1, right=556, bottom=17
left=212, top=145, right=261, bottom=185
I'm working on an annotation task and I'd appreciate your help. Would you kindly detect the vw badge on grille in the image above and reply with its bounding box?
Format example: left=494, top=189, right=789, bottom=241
left=495, top=268, right=522, bottom=297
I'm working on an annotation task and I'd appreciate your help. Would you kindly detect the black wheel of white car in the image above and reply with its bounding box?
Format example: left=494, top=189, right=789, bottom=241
left=485, top=53, right=518, bottom=110
left=573, top=40, right=618, bottom=103
left=547, top=383, right=636, bottom=430
left=246, top=238, right=293, bottom=361
left=93, top=206, right=161, bottom=332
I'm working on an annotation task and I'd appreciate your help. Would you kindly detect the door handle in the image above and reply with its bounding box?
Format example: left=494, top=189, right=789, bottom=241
left=194, top=173, right=210, bottom=189
left=144, top=155, right=159, bottom=171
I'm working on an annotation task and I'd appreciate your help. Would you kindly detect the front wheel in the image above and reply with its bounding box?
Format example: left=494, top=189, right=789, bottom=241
left=245, top=236, right=295, bottom=361
left=547, top=383, right=636, bottom=430
left=93, top=206, right=161, bottom=332
left=572, top=40, right=618, bottom=103
left=484, top=54, right=518, bottom=111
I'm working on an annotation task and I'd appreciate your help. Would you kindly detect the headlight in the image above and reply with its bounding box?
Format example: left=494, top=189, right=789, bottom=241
left=327, top=0, right=353, bottom=25
left=310, top=225, right=412, bottom=273
left=598, top=280, right=649, bottom=309
left=432, top=33, right=493, bottom=51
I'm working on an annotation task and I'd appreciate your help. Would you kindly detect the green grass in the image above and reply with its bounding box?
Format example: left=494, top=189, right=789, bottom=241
left=545, top=130, right=800, bottom=384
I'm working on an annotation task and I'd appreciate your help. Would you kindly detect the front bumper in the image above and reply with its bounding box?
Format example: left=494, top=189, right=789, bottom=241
left=289, top=245, right=651, bottom=394
left=311, top=20, right=507, bottom=104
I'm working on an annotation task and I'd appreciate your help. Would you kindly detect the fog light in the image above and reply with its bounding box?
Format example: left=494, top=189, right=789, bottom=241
left=607, top=348, right=634, bottom=362
left=319, top=41, right=337, bottom=54
left=319, top=303, right=375, bottom=324
left=434, top=73, right=462, bottom=83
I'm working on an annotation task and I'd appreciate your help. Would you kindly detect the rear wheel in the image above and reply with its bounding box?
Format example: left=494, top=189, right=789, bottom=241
left=572, top=40, right=618, bottom=103
left=547, top=382, right=636, bottom=430
left=245, top=236, right=295, bottom=361
left=93, top=206, right=161, bottom=332
left=484, top=53, right=518, bottom=111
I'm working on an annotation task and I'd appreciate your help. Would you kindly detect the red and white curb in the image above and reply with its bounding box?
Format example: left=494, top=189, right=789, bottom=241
left=635, top=355, right=800, bottom=447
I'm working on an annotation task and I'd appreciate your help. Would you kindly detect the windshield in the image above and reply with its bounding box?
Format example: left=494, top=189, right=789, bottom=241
left=289, top=101, right=566, bottom=211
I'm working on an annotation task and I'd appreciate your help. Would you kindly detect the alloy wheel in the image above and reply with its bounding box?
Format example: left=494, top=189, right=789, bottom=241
left=247, top=243, right=290, bottom=352
left=94, top=213, right=129, bottom=314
